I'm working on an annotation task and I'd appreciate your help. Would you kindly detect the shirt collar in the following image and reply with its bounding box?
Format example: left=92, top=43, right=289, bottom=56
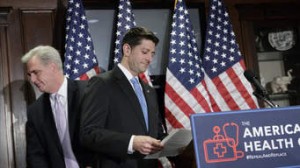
left=51, top=77, right=68, bottom=98
left=118, top=63, right=136, bottom=81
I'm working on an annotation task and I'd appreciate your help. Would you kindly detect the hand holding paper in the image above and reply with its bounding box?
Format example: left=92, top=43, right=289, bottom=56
left=133, top=135, right=164, bottom=155
left=144, top=129, right=192, bottom=159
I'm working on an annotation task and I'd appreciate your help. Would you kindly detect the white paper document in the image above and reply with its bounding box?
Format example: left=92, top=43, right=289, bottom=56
left=144, top=129, right=192, bottom=159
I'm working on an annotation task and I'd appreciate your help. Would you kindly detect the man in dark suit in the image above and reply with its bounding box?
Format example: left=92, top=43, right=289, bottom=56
left=80, top=27, right=166, bottom=168
left=22, top=45, right=94, bottom=168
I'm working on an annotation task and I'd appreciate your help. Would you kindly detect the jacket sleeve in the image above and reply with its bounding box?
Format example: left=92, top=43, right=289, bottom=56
left=79, top=76, right=132, bottom=159
left=26, top=120, right=49, bottom=168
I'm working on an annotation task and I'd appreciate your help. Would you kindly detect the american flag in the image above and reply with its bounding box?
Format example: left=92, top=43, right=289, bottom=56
left=202, top=0, right=258, bottom=111
left=113, top=0, right=152, bottom=85
left=165, top=0, right=213, bottom=130
left=165, top=0, right=258, bottom=130
left=113, top=0, right=136, bottom=64
left=64, top=0, right=100, bottom=80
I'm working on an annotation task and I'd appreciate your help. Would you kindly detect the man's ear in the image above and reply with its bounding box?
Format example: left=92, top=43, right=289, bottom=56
left=49, top=62, right=58, bottom=72
left=122, top=43, right=131, bottom=56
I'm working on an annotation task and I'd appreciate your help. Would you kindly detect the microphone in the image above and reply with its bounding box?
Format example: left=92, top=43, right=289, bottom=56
left=244, top=70, right=268, bottom=95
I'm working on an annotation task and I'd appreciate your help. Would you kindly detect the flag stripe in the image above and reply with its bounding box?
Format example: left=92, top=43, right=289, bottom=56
left=235, top=61, right=259, bottom=108
left=207, top=90, right=221, bottom=112
left=190, top=83, right=212, bottom=112
left=165, top=83, right=196, bottom=117
left=164, top=95, right=192, bottom=129
left=212, top=75, right=240, bottom=110
left=228, top=61, right=258, bottom=109
left=78, top=66, right=100, bottom=80
left=204, top=75, right=227, bottom=111
left=166, top=70, right=209, bottom=113
left=164, top=107, right=185, bottom=129
left=226, top=66, right=250, bottom=108
left=204, top=75, right=230, bottom=111
left=138, top=69, right=153, bottom=86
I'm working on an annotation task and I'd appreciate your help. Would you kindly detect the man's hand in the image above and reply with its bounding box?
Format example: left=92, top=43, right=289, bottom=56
left=133, top=136, right=164, bottom=155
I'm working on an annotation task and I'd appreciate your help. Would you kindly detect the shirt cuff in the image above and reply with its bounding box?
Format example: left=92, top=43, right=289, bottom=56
left=127, top=135, right=135, bottom=154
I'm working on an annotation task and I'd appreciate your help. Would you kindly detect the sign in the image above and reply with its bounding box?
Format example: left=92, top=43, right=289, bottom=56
left=190, top=106, right=300, bottom=168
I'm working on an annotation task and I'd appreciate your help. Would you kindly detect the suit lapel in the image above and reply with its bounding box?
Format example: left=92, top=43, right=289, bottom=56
left=67, top=80, right=78, bottom=141
left=42, top=94, right=64, bottom=154
left=113, top=67, right=148, bottom=132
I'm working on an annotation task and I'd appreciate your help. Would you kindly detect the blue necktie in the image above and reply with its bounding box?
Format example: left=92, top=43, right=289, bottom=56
left=53, top=94, right=79, bottom=168
left=130, top=77, right=149, bottom=130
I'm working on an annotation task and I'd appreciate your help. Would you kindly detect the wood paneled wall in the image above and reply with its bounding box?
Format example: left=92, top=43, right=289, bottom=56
left=0, top=1, right=60, bottom=167
left=1, top=7, right=17, bottom=168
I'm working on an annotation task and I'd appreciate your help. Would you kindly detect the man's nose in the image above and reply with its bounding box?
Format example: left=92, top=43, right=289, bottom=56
left=146, top=54, right=153, bottom=62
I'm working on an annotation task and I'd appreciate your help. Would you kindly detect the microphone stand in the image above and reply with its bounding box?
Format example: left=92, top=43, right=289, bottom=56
left=253, top=90, right=279, bottom=108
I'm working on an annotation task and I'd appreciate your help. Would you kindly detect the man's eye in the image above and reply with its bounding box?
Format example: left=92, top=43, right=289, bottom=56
left=32, top=70, right=41, bottom=76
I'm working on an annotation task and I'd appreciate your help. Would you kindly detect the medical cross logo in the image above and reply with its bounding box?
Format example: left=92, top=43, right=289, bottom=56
left=203, top=122, right=244, bottom=163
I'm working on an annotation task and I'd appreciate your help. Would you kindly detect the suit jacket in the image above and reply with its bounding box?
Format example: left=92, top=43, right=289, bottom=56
left=80, top=66, right=165, bottom=168
left=26, top=79, right=94, bottom=168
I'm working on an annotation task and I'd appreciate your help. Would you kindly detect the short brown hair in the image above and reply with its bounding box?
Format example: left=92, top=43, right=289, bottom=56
left=122, top=27, right=159, bottom=49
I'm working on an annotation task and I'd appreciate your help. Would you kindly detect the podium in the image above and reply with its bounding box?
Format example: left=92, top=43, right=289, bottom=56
left=190, top=106, right=300, bottom=168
